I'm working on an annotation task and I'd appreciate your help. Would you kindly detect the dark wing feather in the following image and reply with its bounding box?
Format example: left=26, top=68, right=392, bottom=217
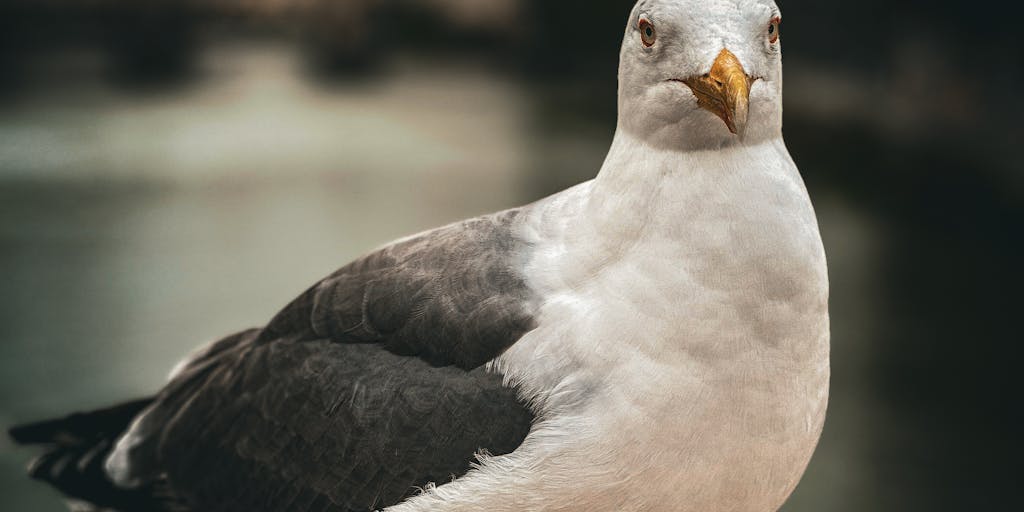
left=152, top=334, right=532, bottom=512
left=263, top=209, right=537, bottom=370
left=116, top=209, right=539, bottom=511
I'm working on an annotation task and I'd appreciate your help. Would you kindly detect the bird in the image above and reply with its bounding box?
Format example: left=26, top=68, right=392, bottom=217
left=9, top=1, right=830, bottom=511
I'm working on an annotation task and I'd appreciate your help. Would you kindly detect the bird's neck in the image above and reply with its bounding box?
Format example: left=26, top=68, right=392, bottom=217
left=585, top=129, right=799, bottom=244
left=522, top=129, right=819, bottom=296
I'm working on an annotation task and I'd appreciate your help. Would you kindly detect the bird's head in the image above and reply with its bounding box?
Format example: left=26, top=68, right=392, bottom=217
left=618, top=0, right=784, bottom=150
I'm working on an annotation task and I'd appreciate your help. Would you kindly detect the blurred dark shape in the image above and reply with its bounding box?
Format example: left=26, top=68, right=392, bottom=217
left=0, top=0, right=528, bottom=85
left=0, top=0, right=1021, bottom=511
left=0, top=1, right=199, bottom=88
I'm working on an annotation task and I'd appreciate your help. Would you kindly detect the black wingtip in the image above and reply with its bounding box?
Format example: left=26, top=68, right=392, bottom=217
left=8, top=398, right=155, bottom=447
left=8, top=421, right=50, bottom=446
left=8, top=415, right=82, bottom=446
left=8, top=399, right=183, bottom=512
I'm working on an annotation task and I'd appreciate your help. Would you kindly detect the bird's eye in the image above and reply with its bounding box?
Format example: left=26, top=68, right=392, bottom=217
left=767, top=17, right=781, bottom=44
left=639, top=19, right=657, bottom=47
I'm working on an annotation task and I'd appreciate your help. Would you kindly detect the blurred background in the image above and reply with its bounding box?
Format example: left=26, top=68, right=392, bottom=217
left=1, top=0, right=1020, bottom=510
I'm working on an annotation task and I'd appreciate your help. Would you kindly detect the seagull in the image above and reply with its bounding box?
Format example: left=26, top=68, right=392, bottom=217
left=10, top=1, right=829, bottom=511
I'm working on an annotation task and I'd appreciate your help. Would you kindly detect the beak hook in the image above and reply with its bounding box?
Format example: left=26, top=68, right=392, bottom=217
left=681, top=49, right=753, bottom=136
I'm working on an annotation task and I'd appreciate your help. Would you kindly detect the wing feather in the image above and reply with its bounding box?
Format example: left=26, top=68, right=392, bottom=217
left=156, top=337, right=532, bottom=511
left=119, top=209, right=540, bottom=510
left=267, top=209, right=537, bottom=369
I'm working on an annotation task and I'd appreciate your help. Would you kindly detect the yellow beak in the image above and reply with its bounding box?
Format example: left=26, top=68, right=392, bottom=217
left=682, top=49, right=753, bottom=136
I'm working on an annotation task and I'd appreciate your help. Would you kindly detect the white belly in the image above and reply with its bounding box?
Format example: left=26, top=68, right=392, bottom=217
left=490, top=175, right=830, bottom=510
left=494, top=273, right=829, bottom=511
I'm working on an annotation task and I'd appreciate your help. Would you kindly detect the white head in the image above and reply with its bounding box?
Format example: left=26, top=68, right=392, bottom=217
left=618, top=0, right=784, bottom=150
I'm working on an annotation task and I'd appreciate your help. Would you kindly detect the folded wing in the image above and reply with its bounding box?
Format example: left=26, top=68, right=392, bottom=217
left=112, top=209, right=539, bottom=511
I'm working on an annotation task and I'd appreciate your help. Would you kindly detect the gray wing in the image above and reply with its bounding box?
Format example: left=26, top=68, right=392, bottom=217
left=119, top=209, right=539, bottom=511
left=263, top=208, right=538, bottom=370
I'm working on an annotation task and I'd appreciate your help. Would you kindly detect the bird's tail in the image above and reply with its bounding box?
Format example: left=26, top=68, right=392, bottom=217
left=7, top=398, right=176, bottom=511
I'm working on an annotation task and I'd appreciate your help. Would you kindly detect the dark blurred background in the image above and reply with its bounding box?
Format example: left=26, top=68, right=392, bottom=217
left=1, top=0, right=1021, bottom=510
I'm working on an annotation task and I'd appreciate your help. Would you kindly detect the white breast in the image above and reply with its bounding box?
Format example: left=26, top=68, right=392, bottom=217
left=494, top=137, right=830, bottom=511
